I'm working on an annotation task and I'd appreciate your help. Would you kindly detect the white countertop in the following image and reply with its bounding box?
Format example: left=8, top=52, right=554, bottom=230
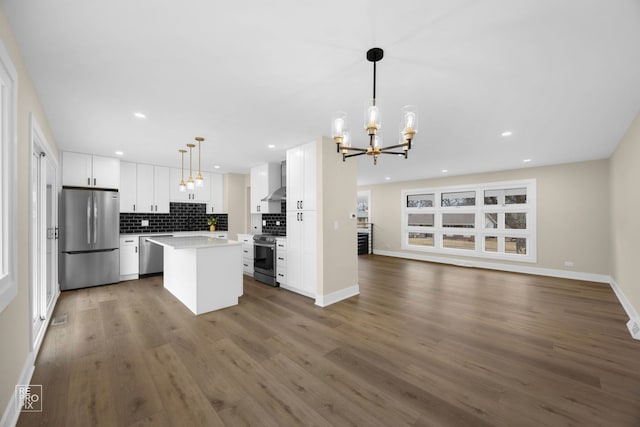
left=147, top=235, right=241, bottom=250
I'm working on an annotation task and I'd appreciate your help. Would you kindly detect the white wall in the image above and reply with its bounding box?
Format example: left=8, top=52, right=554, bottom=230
left=359, top=159, right=611, bottom=276
left=610, top=111, right=640, bottom=321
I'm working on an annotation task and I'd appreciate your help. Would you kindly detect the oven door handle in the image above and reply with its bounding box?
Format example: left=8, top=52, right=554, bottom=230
left=253, top=241, right=275, bottom=248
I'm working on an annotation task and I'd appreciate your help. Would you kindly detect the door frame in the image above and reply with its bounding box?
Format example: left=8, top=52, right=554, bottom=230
left=29, top=113, right=59, bottom=354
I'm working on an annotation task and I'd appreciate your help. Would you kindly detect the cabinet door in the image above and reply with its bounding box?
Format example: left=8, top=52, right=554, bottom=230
left=250, top=164, right=265, bottom=213
left=301, top=141, right=317, bottom=211
left=286, top=210, right=302, bottom=289
left=286, top=148, right=303, bottom=211
left=62, top=152, right=92, bottom=187
left=208, top=173, right=224, bottom=213
left=119, top=162, right=137, bottom=212
left=119, top=238, right=139, bottom=276
left=136, top=164, right=154, bottom=213
left=91, top=155, right=120, bottom=189
left=193, top=171, right=211, bottom=202
left=300, top=210, right=317, bottom=295
left=154, top=166, right=170, bottom=213
left=170, top=168, right=190, bottom=201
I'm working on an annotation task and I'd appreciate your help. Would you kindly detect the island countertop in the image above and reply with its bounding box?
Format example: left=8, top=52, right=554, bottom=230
left=147, top=235, right=241, bottom=250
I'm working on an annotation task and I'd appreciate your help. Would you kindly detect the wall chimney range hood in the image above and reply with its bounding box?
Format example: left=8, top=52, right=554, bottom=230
left=261, top=161, right=286, bottom=202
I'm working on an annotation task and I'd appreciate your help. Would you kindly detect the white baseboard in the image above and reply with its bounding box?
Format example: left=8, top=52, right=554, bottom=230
left=373, top=250, right=610, bottom=283
left=315, top=285, right=360, bottom=308
left=279, top=284, right=316, bottom=299
left=0, top=352, right=36, bottom=427
left=610, top=277, right=640, bottom=341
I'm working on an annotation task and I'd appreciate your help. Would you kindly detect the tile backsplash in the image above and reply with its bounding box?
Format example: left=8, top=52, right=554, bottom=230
left=120, top=202, right=228, bottom=234
left=261, top=200, right=286, bottom=236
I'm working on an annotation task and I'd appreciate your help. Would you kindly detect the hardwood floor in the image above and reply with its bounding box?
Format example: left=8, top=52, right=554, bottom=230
left=18, top=255, right=640, bottom=426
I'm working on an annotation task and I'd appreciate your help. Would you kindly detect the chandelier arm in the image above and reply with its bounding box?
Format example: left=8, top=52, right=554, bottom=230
left=379, top=143, right=409, bottom=151
left=378, top=151, right=408, bottom=155
left=342, top=147, right=368, bottom=153
left=343, top=152, right=368, bottom=159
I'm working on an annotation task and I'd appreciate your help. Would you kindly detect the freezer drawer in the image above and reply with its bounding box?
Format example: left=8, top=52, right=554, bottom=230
left=60, top=249, right=120, bottom=290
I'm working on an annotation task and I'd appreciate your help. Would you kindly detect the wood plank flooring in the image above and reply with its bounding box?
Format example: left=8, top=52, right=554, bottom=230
left=18, top=255, right=640, bottom=426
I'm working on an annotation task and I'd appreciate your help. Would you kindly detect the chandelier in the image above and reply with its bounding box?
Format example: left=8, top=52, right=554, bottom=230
left=331, top=48, right=417, bottom=165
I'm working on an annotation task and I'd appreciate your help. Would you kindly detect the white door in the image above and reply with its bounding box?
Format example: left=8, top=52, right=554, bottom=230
left=31, top=140, right=58, bottom=352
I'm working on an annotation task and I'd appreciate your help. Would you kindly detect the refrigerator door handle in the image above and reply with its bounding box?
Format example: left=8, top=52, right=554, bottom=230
left=87, top=196, right=91, bottom=245
left=93, top=194, right=98, bottom=244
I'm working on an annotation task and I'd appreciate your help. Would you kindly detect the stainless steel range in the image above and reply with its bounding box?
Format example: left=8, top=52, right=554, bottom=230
left=253, top=234, right=278, bottom=286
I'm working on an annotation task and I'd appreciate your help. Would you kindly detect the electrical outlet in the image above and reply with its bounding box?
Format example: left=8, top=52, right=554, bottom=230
left=141, top=220, right=149, bottom=227
left=262, top=220, right=266, bottom=226
left=276, top=220, right=280, bottom=226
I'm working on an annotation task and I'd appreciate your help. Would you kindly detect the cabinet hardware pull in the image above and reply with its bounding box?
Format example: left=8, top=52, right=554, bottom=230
left=151, top=205, right=153, bottom=211
left=87, top=178, right=90, bottom=185
left=135, top=246, right=138, bottom=253
left=94, top=178, right=96, bottom=186
left=133, top=204, right=136, bottom=211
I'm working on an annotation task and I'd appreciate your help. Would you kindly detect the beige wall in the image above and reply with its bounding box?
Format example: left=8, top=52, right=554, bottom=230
left=0, top=5, right=59, bottom=418
left=610, top=112, right=640, bottom=318
left=359, top=159, right=610, bottom=275
left=224, top=173, right=249, bottom=238
left=317, top=137, right=358, bottom=297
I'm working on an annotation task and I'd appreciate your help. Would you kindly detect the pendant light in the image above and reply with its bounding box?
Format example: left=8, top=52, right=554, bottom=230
left=331, top=47, right=418, bottom=165
left=178, top=149, right=187, bottom=192
left=195, top=137, right=204, bottom=187
left=186, top=143, right=196, bottom=190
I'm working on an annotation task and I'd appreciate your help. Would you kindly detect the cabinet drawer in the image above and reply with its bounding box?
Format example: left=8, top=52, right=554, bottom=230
left=276, top=270, right=286, bottom=285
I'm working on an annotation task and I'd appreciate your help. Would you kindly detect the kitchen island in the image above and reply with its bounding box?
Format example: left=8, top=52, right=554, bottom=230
left=146, top=235, right=243, bottom=315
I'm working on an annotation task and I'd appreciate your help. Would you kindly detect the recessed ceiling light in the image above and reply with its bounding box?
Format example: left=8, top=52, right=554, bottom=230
left=442, top=169, right=448, bottom=173
left=133, top=112, right=146, bottom=119
left=115, top=151, right=124, bottom=156
left=523, top=158, right=532, bottom=163
left=501, top=131, right=513, bottom=137
left=213, top=165, right=220, bottom=169
left=385, top=177, right=391, bottom=181
left=267, top=144, right=275, bottom=149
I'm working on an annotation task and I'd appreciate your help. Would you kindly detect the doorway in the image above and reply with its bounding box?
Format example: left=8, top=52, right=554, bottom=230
left=30, top=115, right=58, bottom=353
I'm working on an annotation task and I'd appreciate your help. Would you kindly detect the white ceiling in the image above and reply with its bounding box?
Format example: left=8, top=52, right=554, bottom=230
left=2, top=0, right=640, bottom=185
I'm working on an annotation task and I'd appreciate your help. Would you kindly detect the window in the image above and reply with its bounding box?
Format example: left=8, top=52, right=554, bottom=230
left=402, top=180, right=536, bottom=262
left=0, top=41, right=18, bottom=312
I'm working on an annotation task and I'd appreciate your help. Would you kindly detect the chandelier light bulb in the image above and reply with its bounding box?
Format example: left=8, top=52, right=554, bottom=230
left=179, top=181, right=186, bottom=192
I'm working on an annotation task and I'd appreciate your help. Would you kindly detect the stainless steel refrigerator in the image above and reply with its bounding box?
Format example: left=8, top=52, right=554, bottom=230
left=59, top=188, right=120, bottom=290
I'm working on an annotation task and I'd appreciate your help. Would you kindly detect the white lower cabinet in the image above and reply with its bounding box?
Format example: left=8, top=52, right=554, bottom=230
left=237, top=234, right=254, bottom=276
left=276, top=238, right=287, bottom=285
left=285, top=210, right=316, bottom=298
left=119, top=236, right=139, bottom=281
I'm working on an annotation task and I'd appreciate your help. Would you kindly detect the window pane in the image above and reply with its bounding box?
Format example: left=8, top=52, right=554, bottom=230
left=408, top=213, right=434, bottom=227
left=408, top=232, right=434, bottom=246
left=442, top=234, right=475, bottom=250
left=505, top=188, right=527, bottom=204
left=505, top=237, right=527, bottom=254
left=484, top=189, right=500, bottom=205
left=441, top=191, right=475, bottom=207
left=505, top=212, right=526, bottom=229
left=406, top=193, right=434, bottom=208
left=442, top=213, right=475, bottom=228
left=484, top=236, right=498, bottom=252
left=484, top=213, right=498, bottom=228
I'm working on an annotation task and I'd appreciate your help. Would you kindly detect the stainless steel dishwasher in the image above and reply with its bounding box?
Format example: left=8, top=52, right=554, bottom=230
left=139, top=235, right=172, bottom=275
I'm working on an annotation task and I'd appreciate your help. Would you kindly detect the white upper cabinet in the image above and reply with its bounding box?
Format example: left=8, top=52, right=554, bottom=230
left=120, top=163, right=170, bottom=213
left=62, top=152, right=120, bottom=189
left=136, top=164, right=170, bottom=213
left=286, top=141, right=316, bottom=212
left=119, top=161, right=137, bottom=212
left=170, top=168, right=210, bottom=203
left=207, top=173, right=225, bottom=213
left=250, top=163, right=281, bottom=214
